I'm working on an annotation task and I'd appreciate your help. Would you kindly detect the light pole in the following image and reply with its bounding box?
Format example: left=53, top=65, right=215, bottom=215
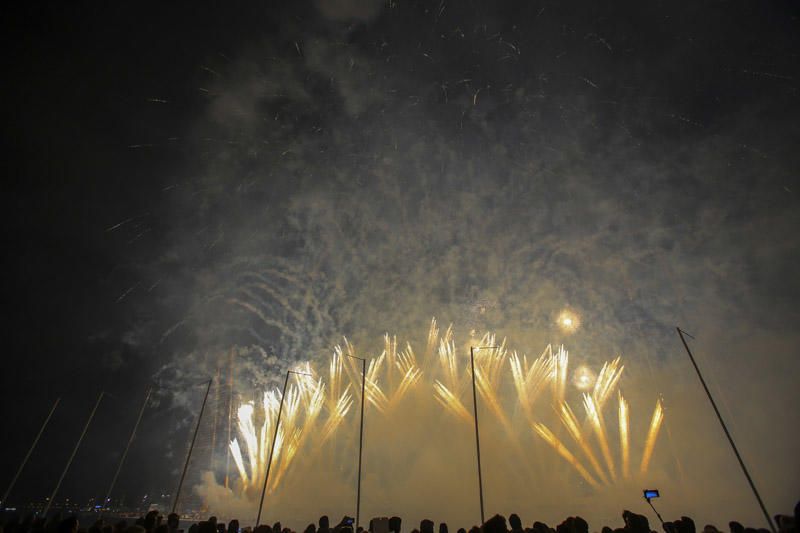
left=44, top=392, right=105, bottom=517
left=1, top=398, right=60, bottom=508
left=256, top=370, right=312, bottom=527
left=102, top=388, right=151, bottom=516
left=470, top=345, right=498, bottom=526
left=347, top=355, right=367, bottom=530
left=675, top=328, right=776, bottom=533
left=173, top=379, right=213, bottom=515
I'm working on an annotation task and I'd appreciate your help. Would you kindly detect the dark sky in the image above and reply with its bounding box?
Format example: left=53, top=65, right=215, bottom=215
left=1, top=0, right=799, bottom=527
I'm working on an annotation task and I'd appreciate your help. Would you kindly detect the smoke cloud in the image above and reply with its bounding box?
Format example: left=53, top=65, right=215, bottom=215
left=127, top=2, right=799, bottom=530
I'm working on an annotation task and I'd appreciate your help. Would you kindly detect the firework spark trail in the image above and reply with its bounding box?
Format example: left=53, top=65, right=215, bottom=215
left=392, top=365, right=422, bottom=408
left=525, top=346, right=554, bottom=398
left=640, top=398, right=664, bottom=475
left=320, top=388, right=353, bottom=443
left=330, top=346, right=344, bottom=408
left=384, top=334, right=398, bottom=393
left=474, top=365, right=513, bottom=435
left=433, top=380, right=472, bottom=423
left=229, top=439, right=247, bottom=487
left=593, top=357, right=624, bottom=410
left=425, top=318, right=439, bottom=362
left=533, top=423, right=600, bottom=489
left=227, top=298, right=299, bottom=342
left=552, top=345, right=569, bottom=405
left=558, top=402, right=610, bottom=485
left=237, top=404, right=258, bottom=487
left=618, top=391, right=630, bottom=479
left=583, top=393, right=617, bottom=482
left=438, top=326, right=459, bottom=391
left=510, top=348, right=552, bottom=426
left=510, top=352, right=533, bottom=424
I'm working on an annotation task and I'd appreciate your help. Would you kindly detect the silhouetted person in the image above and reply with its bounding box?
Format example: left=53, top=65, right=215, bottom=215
left=253, top=525, right=271, bottom=533
left=58, top=518, right=79, bottom=533
left=89, top=519, right=104, bottom=533
left=198, top=522, right=215, bottom=533
left=228, top=522, right=239, bottom=533
left=556, top=517, right=587, bottom=533
left=162, top=517, right=176, bottom=533
left=388, top=518, right=401, bottom=533
left=457, top=528, right=466, bottom=533
left=674, top=518, right=695, bottom=533
left=532, top=523, right=551, bottom=533
left=601, top=527, right=613, bottom=533
left=622, top=511, right=650, bottom=533
left=114, top=521, right=128, bottom=533
left=336, top=518, right=354, bottom=533
left=482, top=515, right=507, bottom=533
left=439, top=524, right=448, bottom=533
left=508, top=515, right=523, bottom=533
left=304, top=525, right=316, bottom=533
left=420, top=520, right=434, bottom=533
left=145, top=512, right=160, bottom=533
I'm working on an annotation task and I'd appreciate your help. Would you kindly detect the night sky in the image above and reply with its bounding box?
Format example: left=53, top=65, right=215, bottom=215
left=2, top=0, right=799, bottom=528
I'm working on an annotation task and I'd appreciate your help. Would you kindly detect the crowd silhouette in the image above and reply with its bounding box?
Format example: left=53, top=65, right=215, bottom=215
left=1, top=503, right=798, bottom=533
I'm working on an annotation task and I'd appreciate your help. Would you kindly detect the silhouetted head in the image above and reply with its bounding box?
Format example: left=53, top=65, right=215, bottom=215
left=457, top=529, right=466, bottom=533
left=622, top=511, right=649, bottom=533
left=319, top=518, right=330, bottom=531
left=482, top=515, right=507, bottom=533
left=304, top=524, right=315, bottom=533
left=509, top=515, right=522, bottom=532
left=420, top=521, right=434, bottom=533
left=439, top=524, right=448, bottom=533
left=601, top=527, right=613, bottom=533
left=167, top=515, right=180, bottom=532
left=532, top=523, right=550, bottom=533
left=228, top=521, right=240, bottom=533
left=145, top=512, right=160, bottom=532
left=58, top=518, right=79, bottom=533
left=253, top=525, right=271, bottom=533
left=388, top=518, right=401, bottom=533
left=703, top=525, right=719, bottom=533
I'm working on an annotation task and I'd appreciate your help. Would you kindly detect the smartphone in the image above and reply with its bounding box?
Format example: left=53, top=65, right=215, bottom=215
left=643, top=489, right=660, bottom=500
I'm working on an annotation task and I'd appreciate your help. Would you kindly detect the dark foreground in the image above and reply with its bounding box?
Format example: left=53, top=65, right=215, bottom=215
left=1, top=503, right=798, bottom=533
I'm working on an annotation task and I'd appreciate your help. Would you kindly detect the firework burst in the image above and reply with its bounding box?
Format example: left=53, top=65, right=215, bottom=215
left=222, top=318, right=664, bottom=501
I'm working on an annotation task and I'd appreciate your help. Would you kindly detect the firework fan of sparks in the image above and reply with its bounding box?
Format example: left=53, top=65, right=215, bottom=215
left=223, top=318, right=665, bottom=500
